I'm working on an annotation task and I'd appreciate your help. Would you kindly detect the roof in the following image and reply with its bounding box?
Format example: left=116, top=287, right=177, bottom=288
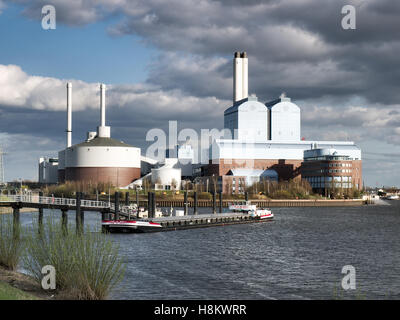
left=228, top=168, right=278, bottom=178
left=224, top=96, right=265, bottom=115
left=72, top=136, right=134, bottom=148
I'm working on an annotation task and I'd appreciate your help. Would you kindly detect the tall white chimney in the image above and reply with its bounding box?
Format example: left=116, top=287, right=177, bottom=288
left=241, top=52, right=248, bottom=100
left=100, top=83, right=106, bottom=126
left=233, top=52, right=243, bottom=103
left=97, top=83, right=111, bottom=138
left=66, top=82, right=72, bottom=148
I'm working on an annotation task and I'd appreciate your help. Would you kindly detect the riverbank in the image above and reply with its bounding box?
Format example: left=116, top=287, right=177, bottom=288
left=0, top=266, right=50, bottom=300
left=139, top=198, right=367, bottom=208
left=0, top=207, right=38, bottom=214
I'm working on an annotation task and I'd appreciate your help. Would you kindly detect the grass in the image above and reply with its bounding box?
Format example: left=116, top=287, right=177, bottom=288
left=0, top=281, right=39, bottom=300
left=23, top=217, right=126, bottom=300
left=0, top=215, right=23, bottom=270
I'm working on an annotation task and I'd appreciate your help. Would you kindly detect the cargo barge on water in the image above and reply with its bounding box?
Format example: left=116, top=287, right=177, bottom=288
left=102, top=201, right=274, bottom=233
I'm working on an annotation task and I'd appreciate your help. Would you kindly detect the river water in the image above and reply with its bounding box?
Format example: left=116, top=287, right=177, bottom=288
left=17, top=200, right=400, bottom=300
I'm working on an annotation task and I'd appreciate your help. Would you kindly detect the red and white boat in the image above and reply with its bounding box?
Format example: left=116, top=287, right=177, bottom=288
left=228, top=201, right=257, bottom=212
left=102, top=219, right=162, bottom=233
left=229, top=201, right=274, bottom=220
left=250, top=209, right=274, bottom=220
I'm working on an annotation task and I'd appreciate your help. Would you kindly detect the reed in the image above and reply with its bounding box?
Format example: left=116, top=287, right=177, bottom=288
left=0, top=215, right=23, bottom=270
left=23, top=217, right=125, bottom=300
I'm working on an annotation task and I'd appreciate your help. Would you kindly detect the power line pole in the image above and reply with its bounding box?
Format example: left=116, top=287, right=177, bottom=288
left=0, top=147, right=6, bottom=185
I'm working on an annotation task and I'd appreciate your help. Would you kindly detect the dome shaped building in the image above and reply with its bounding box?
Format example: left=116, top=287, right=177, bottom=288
left=58, top=83, right=140, bottom=187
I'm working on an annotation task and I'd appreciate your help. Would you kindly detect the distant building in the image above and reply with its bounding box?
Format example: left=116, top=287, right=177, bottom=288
left=200, top=52, right=362, bottom=194
left=301, top=148, right=362, bottom=196
left=38, top=157, right=59, bottom=184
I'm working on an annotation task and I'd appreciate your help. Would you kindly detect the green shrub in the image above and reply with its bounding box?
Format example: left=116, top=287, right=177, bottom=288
left=0, top=215, right=23, bottom=270
left=197, top=192, right=212, bottom=200
left=23, top=217, right=125, bottom=300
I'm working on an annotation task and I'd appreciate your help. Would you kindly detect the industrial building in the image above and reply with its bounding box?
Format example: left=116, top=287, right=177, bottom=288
left=301, top=147, right=362, bottom=195
left=38, top=157, right=58, bottom=184
left=38, top=51, right=362, bottom=193
left=57, top=83, right=141, bottom=187
left=198, top=52, right=362, bottom=194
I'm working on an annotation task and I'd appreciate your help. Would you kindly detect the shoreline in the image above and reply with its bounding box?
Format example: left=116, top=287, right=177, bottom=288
left=0, top=207, right=38, bottom=215
left=144, top=199, right=367, bottom=208
left=0, top=266, right=52, bottom=300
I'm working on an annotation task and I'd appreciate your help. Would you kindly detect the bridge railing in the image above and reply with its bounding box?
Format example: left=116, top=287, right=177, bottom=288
left=0, top=194, right=111, bottom=209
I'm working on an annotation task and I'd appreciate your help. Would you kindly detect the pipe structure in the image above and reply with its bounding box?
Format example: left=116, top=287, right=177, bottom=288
left=100, top=83, right=106, bottom=127
left=233, top=52, right=243, bottom=103
left=97, top=83, right=111, bottom=138
left=241, top=52, right=248, bottom=100
left=66, top=82, right=72, bottom=148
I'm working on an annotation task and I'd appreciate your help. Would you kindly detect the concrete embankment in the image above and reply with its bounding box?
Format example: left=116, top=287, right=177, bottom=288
left=136, top=199, right=366, bottom=208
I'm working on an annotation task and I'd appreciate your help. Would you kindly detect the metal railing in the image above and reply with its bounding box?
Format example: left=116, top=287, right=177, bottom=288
left=0, top=194, right=111, bottom=209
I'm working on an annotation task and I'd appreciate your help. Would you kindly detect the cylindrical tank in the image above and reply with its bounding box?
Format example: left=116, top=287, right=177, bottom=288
left=57, top=149, right=65, bottom=183
left=151, top=167, right=181, bottom=188
left=65, top=137, right=141, bottom=187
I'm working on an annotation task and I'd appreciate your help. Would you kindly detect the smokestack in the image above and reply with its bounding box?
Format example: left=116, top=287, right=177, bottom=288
left=97, top=83, right=111, bottom=138
left=66, top=82, right=72, bottom=148
left=100, top=83, right=106, bottom=126
left=233, top=52, right=243, bottom=103
left=241, top=52, right=248, bottom=100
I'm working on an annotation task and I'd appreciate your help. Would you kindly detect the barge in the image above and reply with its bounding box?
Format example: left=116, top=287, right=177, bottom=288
left=102, top=206, right=274, bottom=233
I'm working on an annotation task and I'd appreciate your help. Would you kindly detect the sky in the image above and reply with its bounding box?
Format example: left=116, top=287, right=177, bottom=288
left=0, top=0, right=399, bottom=187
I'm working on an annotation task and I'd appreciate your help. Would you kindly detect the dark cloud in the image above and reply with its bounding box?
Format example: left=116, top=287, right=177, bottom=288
left=2, top=0, right=400, bottom=185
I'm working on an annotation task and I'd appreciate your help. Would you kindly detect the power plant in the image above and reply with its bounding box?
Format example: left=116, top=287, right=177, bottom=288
left=39, top=51, right=362, bottom=194
left=56, top=83, right=141, bottom=187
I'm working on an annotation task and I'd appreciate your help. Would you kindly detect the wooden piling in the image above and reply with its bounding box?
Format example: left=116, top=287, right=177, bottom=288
left=114, top=192, right=120, bottom=221
left=12, top=205, right=20, bottom=239
left=219, top=191, right=223, bottom=213
left=151, top=192, right=155, bottom=218
left=212, top=192, right=216, bottom=214
left=194, top=191, right=198, bottom=215
left=184, top=191, right=188, bottom=215
left=147, top=192, right=151, bottom=217
left=125, top=192, right=130, bottom=206
left=61, top=208, right=68, bottom=235
left=76, top=192, right=82, bottom=234
left=38, top=191, right=43, bottom=233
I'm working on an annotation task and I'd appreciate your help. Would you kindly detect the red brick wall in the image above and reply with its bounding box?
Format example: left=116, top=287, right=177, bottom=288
left=65, top=167, right=140, bottom=187
left=207, top=158, right=303, bottom=180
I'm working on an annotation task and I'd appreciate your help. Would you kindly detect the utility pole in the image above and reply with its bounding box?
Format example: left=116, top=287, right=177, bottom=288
left=0, top=147, right=7, bottom=185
